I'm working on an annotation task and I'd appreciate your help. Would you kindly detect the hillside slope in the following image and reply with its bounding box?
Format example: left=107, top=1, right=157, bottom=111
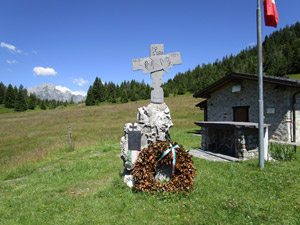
left=0, top=95, right=299, bottom=224
left=0, top=94, right=202, bottom=171
left=164, top=22, right=300, bottom=95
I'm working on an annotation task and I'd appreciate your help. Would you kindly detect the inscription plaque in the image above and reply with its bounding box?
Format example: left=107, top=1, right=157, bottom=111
left=128, top=131, right=141, bottom=150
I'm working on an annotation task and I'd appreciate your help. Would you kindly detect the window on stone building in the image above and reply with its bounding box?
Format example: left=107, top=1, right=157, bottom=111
left=233, top=106, right=249, bottom=122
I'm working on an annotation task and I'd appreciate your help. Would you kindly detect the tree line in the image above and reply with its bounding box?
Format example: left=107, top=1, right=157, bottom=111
left=0, top=83, right=71, bottom=112
left=85, top=77, right=153, bottom=106
left=87, top=22, right=300, bottom=103
left=163, top=22, right=300, bottom=95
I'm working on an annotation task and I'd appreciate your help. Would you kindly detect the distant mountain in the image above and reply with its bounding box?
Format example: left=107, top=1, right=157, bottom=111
left=27, top=84, right=86, bottom=103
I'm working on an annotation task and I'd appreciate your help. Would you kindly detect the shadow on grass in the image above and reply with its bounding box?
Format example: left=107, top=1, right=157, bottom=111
left=186, top=129, right=202, bottom=135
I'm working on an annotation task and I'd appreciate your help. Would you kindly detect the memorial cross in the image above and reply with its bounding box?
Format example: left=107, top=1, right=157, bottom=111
left=132, top=44, right=181, bottom=103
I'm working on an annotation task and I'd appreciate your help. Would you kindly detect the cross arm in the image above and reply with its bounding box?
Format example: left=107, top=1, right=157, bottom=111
left=160, top=52, right=182, bottom=73
left=132, top=52, right=181, bottom=74
left=132, top=57, right=152, bottom=74
left=165, top=52, right=181, bottom=66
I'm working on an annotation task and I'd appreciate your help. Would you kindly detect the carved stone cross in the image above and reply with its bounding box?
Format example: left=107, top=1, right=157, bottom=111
left=132, top=44, right=181, bottom=103
left=129, top=123, right=137, bottom=131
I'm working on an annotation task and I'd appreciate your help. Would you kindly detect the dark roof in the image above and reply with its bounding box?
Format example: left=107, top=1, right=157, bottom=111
left=194, top=121, right=270, bottom=129
left=195, top=100, right=207, bottom=107
left=193, top=72, right=300, bottom=98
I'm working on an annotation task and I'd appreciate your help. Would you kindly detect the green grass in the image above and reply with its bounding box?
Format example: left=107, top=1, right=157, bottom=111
left=0, top=94, right=300, bottom=224
left=287, top=74, right=300, bottom=80
left=0, top=104, right=15, bottom=114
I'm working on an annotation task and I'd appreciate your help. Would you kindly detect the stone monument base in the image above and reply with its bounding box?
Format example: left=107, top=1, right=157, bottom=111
left=120, top=102, right=173, bottom=177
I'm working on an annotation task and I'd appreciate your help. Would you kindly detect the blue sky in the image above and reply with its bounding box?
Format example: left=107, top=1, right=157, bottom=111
left=0, top=0, right=299, bottom=94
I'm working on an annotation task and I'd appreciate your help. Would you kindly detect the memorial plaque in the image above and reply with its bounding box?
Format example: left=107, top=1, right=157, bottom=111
left=267, top=108, right=275, bottom=114
left=128, top=131, right=141, bottom=150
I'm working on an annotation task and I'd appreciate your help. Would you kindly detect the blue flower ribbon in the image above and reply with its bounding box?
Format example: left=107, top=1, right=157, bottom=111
left=157, top=144, right=179, bottom=175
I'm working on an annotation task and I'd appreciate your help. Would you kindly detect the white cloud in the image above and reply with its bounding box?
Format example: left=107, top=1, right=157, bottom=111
left=72, top=90, right=87, bottom=96
left=73, top=77, right=88, bottom=86
left=1, top=42, right=22, bottom=53
left=55, top=85, right=87, bottom=96
left=33, top=67, right=57, bottom=76
left=55, top=85, right=72, bottom=93
left=6, top=60, right=17, bottom=64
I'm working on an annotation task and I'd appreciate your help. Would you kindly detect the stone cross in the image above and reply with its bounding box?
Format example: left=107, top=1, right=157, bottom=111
left=129, top=123, right=137, bottom=131
left=132, top=44, right=181, bottom=103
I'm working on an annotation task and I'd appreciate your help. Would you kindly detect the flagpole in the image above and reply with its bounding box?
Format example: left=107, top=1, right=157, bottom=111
left=257, top=0, right=265, bottom=169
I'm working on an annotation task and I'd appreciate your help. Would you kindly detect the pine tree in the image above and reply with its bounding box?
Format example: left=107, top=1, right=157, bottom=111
left=45, top=99, right=49, bottom=107
left=49, top=100, right=57, bottom=109
left=92, top=77, right=106, bottom=103
left=14, top=85, right=27, bottom=111
left=22, top=88, right=28, bottom=105
left=4, top=84, right=15, bottom=108
left=103, top=82, right=108, bottom=102
left=99, top=80, right=107, bottom=102
left=115, top=84, right=120, bottom=99
left=130, top=92, right=138, bottom=101
left=85, top=85, right=95, bottom=106
left=13, top=86, right=18, bottom=102
left=163, top=87, right=170, bottom=97
left=107, top=82, right=116, bottom=103
left=120, top=90, right=128, bottom=103
left=40, top=100, right=46, bottom=110
left=28, top=93, right=37, bottom=110
left=145, top=85, right=151, bottom=99
left=139, top=89, right=147, bottom=100
left=111, top=94, right=117, bottom=103
left=0, top=82, right=6, bottom=104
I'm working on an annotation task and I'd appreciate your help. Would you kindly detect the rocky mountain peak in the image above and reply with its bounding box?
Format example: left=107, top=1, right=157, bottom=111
left=27, top=84, right=86, bottom=103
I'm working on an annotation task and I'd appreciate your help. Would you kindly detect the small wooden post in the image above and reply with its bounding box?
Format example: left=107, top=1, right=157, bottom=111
left=67, top=126, right=72, bottom=148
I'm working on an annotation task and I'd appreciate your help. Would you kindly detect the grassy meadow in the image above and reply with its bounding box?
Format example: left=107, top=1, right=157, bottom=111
left=288, top=74, right=300, bottom=80
left=0, top=94, right=300, bottom=224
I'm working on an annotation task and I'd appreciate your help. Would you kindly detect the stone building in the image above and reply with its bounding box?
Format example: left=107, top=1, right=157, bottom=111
left=193, top=73, right=300, bottom=158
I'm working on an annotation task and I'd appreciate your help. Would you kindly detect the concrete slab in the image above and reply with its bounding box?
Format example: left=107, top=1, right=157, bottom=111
left=189, top=149, right=242, bottom=162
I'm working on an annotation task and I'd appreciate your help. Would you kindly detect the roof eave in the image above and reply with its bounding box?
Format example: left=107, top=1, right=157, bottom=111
left=193, top=73, right=300, bottom=98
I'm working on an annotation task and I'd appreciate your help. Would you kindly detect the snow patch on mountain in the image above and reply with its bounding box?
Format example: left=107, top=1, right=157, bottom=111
left=27, top=83, right=86, bottom=103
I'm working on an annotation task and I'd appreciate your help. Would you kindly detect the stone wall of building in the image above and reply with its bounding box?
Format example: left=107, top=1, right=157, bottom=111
left=206, top=79, right=299, bottom=142
left=200, top=125, right=267, bottom=159
left=295, top=97, right=300, bottom=143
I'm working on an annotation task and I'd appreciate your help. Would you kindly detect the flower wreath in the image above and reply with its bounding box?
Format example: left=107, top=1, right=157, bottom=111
left=131, top=141, right=196, bottom=193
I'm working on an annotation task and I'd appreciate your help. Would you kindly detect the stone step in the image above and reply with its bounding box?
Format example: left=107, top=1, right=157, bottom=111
left=189, top=149, right=242, bottom=162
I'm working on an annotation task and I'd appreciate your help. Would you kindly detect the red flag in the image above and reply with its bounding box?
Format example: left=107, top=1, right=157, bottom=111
left=263, top=0, right=279, bottom=27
